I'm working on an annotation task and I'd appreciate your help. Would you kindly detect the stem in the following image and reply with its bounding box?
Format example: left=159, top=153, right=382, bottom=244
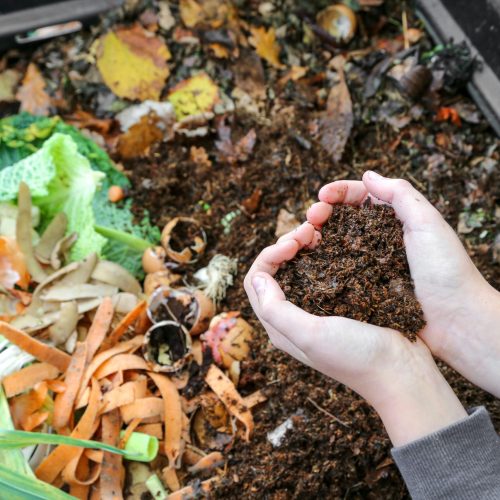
left=94, top=225, right=152, bottom=252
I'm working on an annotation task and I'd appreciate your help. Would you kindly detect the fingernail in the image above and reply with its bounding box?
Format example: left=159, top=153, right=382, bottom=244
left=367, top=170, right=383, bottom=180
left=252, top=275, right=266, bottom=296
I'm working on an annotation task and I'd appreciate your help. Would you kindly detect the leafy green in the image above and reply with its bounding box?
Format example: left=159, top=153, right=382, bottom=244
left=0, top=387, right=76, bottom=499
left=0, top=429, right=158, bottom=462
left=0, top=133, right=107, bottom=261
left=0, top=113, right=159, bottom=277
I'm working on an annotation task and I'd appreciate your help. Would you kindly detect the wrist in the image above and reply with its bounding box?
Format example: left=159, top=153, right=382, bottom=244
left=443, top=281, right=500, bottom=397
left=370, top=351, right=467, bottom=447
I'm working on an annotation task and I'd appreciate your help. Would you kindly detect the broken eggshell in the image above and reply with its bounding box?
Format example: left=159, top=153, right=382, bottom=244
left=143, top=320, right=192, bottom=373
left=143, top=269, right=182, bottom=296
left=147, top=286, right=215, bottom=336
left=316, top=4, right=357, bottom=45
left=201, top=312, right=252, bottom=369
left=142, top=246, right=168, bottom=274
left=160, top=217, right=207, bottom=264
left=192, top=392, right=232, bottom=450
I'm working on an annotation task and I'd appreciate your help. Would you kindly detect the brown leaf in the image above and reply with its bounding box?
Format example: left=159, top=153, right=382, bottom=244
left=15, top=64, right=50, bottom=116
left=242, top=189, right=262, bottom=214
left=190, top=146, right=212, bottom=168
left=65, top=109, right=114, bottom=135
left=215, top=119, right=256, bottom=164
left=317, top=56, right=353, bottom=162
left=249, top=26, right=285, bottom=69
left=117, top=114, right=164, bottom=159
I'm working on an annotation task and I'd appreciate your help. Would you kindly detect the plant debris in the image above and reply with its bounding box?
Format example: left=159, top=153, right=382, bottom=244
left=277, top=203, right=426, bottom=340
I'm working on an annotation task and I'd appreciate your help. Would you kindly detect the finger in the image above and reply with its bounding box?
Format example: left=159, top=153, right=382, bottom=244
left=306, top=230, right=322, bottom=249
left=251, top=272, right=321, bottom=354
left=244, top=240, right=299, bottom=314
left=276, top=222, right=315, bottom=247
left=362, top=171, right=440, bottom=228
left=306, top=202, right=332, bottom=227
left=318, top=180, right=369, bottom=205
left=247, top=239, right=299, bottom=278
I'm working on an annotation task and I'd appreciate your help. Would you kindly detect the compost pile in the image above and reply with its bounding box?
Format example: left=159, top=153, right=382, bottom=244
left=0, top=0, right=500, bottom=498
left=277, top=203, right=426, bottom=340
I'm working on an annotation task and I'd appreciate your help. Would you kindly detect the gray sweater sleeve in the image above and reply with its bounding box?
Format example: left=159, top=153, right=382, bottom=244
left=392, top=407, right=500, bottom=499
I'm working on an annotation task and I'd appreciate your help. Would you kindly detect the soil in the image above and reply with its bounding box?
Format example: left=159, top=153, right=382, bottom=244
left=3, top=0, right=500, bottom=497
left=129, top=109, right=500, bottom=499
left=276, top=203, right=425, bottom=340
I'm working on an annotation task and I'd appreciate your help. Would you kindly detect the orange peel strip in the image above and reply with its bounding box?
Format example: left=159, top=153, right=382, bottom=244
left=99, top=300, right=147, bottom=352
left=35, top=378, right=102, bottom=484
left=85, top=297, right=114, bottom=362
left=167, top=477, right=219, bottom=500
left=53, top=342, right=88, bottom=429
left=120, top=397, right=164, bottom=424
left=76, top=335, right=144, bottom=404
left=94, top=354, right=148, bottom=380
left=0, top=321, right=71, bottom=371
left=100, top=409, right=123, bottom=500
left=2, top=362, right=60, bottom=398
left=149, top=372, right=183, bottom=468
left=205, top=364, right=254, bottom=441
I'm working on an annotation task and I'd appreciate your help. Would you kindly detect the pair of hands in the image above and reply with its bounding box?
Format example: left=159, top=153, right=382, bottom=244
left=244, top=171, right=500, bottom=446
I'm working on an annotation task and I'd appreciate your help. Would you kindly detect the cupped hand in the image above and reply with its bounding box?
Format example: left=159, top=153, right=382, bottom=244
left=244, top=223, right=467, bottom=446
left=307, top=171, right=500, bottom=398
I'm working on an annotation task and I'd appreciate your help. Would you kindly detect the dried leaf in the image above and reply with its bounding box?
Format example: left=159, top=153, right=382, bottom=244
left=168, top=73, right=219, bottom=120
left=209, top=43, right=230, bottom=58
left=97, top=24, right=171, bottom=101
left=179, top=0, right=204, bottom=28
left=15, top=64, right=50, bottom=116
left=278, top=65, right=308, bottom=86
left=117, top=114, right=164, bottom=159
left=215, top=119, right=257, bottom=164
left=249, top=26, right=285, bottom=69
left=65, top=109, right=113, bottom=135
left=0, top=69, right=21, bottom=102
left=0, top=236, right=30, bottom=289
left=317, top=56, right=353, bottom=162
left=190, top=146, right=212, bottom=168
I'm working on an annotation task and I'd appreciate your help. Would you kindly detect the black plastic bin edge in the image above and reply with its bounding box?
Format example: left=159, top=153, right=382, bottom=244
left=0, top=0, right=123, bottom=39
left=416, top=0, right=500, bottom=137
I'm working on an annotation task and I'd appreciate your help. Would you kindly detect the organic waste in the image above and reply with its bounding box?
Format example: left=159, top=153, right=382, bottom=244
left=0, top=114, right=160, bottom=279
left=0, top=181, right=255, bottom=498
left=0, top=0, right=499, bottom=498
left=277, top=203, right=426, bottom=340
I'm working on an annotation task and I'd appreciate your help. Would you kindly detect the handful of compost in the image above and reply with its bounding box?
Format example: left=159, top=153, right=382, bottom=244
left=276, top=202, right=426, bottom=340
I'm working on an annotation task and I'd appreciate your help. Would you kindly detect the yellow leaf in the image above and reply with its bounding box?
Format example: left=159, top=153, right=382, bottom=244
left=15, top=64, right=50, bottom=116
left=179, top=0, right=204, bottom=28
left=250, top=26, right=285, bottom=69
left=168, top=73, right=220, bottom=120
left=96, top=24, right=171, bottom=101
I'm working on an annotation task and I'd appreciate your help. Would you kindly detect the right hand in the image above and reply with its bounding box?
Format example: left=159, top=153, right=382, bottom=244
left=307, top=171, right=500, bottom=398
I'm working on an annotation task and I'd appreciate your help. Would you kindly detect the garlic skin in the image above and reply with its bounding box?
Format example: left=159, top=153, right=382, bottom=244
left=194, top=254, right=238, bottom=303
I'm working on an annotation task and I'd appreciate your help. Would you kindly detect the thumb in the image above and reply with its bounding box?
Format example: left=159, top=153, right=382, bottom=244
left=251, top=272, right=319, bottom=351
left=362, top=171, right=439, bottom=228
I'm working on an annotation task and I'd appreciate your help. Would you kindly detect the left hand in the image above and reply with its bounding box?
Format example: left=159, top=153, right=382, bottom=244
left=244, top=223, right=467, bottom=446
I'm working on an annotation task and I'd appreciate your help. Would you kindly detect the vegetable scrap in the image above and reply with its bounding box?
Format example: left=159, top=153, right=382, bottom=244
left=0, top=182, right=256, bottom=497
